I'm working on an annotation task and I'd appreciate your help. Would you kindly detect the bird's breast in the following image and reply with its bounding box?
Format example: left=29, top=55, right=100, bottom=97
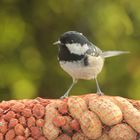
left=59, top=56, right=104, bottom=80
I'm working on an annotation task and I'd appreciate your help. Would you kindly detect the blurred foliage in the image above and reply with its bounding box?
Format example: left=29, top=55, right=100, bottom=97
left=0, top=0, right=140, bottom=101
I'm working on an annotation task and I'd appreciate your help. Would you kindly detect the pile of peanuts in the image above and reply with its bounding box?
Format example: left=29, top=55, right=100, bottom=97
left=0, top=98, right=48, bottom=140
left=0, top=94, right=140, bottom=140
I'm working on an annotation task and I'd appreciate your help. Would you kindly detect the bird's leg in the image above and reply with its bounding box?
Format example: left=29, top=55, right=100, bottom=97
left=60, top=78, right=78, bottom=99
left=95, top=77, right=104, bottom=95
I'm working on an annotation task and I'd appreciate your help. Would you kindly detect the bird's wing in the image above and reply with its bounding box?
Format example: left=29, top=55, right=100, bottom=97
left=85, top=43, right=102, bottom=57
left=85, top=42, right=129, bottom=58
left=82, top=44, right=103, bottom=66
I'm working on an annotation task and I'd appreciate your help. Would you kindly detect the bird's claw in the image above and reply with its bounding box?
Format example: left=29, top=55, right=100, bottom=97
left=96, top=92, right=104, bottom=96
left=60, top=94, right=68, bottom=99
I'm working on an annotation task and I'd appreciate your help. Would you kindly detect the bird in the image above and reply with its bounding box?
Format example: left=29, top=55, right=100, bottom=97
left=53, top=31, right=129, bottom=98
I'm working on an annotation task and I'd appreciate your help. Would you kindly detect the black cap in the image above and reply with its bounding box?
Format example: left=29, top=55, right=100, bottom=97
left=60, top=31, right=91, bottom=45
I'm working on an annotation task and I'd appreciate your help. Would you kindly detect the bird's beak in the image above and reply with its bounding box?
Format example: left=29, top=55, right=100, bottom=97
left=53, top=40, right=61, bottom=45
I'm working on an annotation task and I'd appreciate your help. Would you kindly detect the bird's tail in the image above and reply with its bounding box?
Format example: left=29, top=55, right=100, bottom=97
left=101, top=51, right=130, bottom=58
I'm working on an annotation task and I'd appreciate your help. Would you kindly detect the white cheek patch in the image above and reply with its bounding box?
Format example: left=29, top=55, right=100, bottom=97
left=66, top=43, right=89, bottom=55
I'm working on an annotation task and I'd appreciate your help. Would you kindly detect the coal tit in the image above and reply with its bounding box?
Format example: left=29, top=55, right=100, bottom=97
left=54, top=31, right=129, bottom=98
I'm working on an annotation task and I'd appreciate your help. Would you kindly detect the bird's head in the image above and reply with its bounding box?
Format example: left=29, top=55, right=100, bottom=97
left=53, top=31, right=95, bottom=59
left=53, top=31, right=91, bottom=46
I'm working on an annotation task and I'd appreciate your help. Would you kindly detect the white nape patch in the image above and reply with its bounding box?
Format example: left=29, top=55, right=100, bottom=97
left=66, top=43, right=89, bottom=55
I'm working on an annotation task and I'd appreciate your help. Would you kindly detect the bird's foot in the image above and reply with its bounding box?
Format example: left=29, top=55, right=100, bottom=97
left=96, top=91, right=104, bottom=96
left=60, top=93, right=69, bottom=99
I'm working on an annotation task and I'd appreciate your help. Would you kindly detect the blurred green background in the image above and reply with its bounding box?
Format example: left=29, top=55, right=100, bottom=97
left=0, top=0, right=140, bottom=101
